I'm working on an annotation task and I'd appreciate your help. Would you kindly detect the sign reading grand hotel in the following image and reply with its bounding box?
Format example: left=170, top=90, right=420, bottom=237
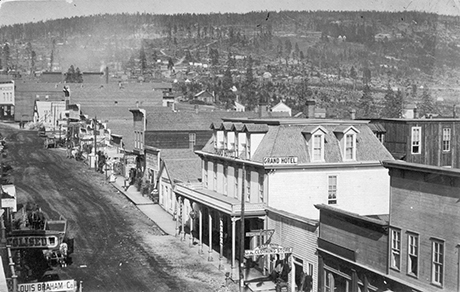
left=263, top=156, right=298, bottom=165
left=245, top=243, right=293, bottom=256
left=18, top=280, right=76, bottom=292
left=7, top=235, right=59, bottom=249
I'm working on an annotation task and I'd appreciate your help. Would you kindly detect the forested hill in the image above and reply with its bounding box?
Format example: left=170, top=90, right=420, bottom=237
left=1, top=10, right=460, bottom=109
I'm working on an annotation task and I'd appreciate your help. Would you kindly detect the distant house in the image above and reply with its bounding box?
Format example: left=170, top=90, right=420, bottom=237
left=33, top=100, right=67, bottom=131
left=82, top=72, right=104, bottom=84
left=194, top=90, right=214, bottom=104
left=162, top=91, right=176, bottom=107
left=234, top=101, right=245, bottom=112
left=0, top=80, right=15, bottom=120
left=271, top=101, right=292, bottom=116
left=375, top=33, right=392, bottom=42
left=39, top=72, right=64, bottom=83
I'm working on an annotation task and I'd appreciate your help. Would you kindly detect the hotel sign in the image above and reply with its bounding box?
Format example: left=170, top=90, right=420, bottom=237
left=18, top=280, right=76, bottom=292
left=7, top=235, right=59, bottom=249
left=263, top=156, right=298, bottom=165
left=245, top=243, right=293, bottom=256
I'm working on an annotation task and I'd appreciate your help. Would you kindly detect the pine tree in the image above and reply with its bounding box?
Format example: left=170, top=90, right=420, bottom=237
left=358, top=85, right=376, bottom=118
left=65, top=65, right=76, bottom=83
left=2, top=42, right=10, bottom=70
left=381, top=86, right=403, bottom=118
left=418, top=85, right=437, bottom=117
left=139, top=43, right=147, bottom=73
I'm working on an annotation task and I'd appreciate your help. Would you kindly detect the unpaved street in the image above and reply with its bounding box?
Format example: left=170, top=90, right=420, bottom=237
left=1, top=124, right=237, bottom=292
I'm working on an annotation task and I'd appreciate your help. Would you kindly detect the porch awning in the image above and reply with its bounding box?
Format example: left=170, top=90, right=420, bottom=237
left=175, top=183, right=266, bottom=217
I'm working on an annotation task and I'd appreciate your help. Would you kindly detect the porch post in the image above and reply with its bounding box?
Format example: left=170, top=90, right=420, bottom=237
left=175, top=196, right=180, bottom=237
left=231, top=216, right=237, bottom=279
left=189, top=202, right=194, bottom=247
left=208, top=210, right=213, bottom=261
left=180, top=199, right=185, bottom=241
left=198, top=209, right=203, bottom=254
left=219, top=213, right=224, bottom=270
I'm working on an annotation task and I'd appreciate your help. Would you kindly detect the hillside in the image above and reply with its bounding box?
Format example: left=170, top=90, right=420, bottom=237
left=1, top=11, right=460, bottom=117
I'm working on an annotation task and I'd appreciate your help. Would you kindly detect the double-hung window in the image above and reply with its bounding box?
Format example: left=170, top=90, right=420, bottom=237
left=390, top=229, right=401, bottom=270
left=442, top=128, right=451, bottom=152
left=411, top=127, right=421, bottom=154
left=312, top=134, right=324, bottom=161
left=258, top=172, right=264, bottom=203
left=345, top=133, right=355, bottom=160
left=234, top=166, right=239, bottom=199
left=213, top=162, right=217, bottom=191
left=327, top=175, right=337, bottom=204
left=407, top=233, right=418, bottom=277
left=245, top=169, right=251, bottom=202
left=432, top=240, right=444, bottom=286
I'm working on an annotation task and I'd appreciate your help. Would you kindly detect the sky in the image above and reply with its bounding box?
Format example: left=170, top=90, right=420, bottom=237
left=0, top=0, right=460, bottom=26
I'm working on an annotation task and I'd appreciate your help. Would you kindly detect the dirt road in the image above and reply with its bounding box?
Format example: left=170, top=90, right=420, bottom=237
left=0, top=124, right=238, bottom=292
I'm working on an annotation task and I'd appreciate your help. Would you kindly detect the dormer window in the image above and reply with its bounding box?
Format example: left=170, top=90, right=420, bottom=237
left=345, top=133, right=355, bottom=160
left=333, top=125, right=359, bottom=161
left=312, top=134, right=324, bottom=161
left=302, top=125, right=327, bottom=162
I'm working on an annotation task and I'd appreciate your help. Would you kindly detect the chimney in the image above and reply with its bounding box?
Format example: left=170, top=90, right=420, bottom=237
left=304, top=99, right=316, bottom=119
left=413, top=106, right=419, bottom=119
left=350, top=109, right=356, bottom=120
left=453, top=104, right=457, bottom=118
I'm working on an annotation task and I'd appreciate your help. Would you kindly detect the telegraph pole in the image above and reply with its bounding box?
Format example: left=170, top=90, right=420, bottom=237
left=94, top=116, right=97, bottom=172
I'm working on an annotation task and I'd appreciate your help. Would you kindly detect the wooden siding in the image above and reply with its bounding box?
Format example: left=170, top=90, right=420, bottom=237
left=377, top=120, right=460, bottom=167
left=145, top=130, right=211, bottom=149
left=389, top=169, right=460, bottom=291
left=267, top=212, right=318, bottom=292
left=319, top=212, right=388, bottom=273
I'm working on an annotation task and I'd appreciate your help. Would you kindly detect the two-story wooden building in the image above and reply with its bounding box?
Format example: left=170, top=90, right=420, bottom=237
left=369, top=118, right=460, bottom=167
left=315, top=204, right=415, bottom=292
left=383, top=160, right=460, bottom=292
left=174, top=118, right=394, bottom=291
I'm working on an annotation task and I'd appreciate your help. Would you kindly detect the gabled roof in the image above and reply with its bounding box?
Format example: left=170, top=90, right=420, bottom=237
left=333, top=125, right=360, bottom=134
left=160, top=149, right=201, bottom=183
left=242, top=123, right=269, bottom=133
left=301, top=125, right=327, bottom=135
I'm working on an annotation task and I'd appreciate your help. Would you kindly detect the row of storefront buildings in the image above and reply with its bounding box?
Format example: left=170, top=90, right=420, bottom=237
left=117, top=105, right=460, bottom=292
left=14, top=82, right=460, bottom=292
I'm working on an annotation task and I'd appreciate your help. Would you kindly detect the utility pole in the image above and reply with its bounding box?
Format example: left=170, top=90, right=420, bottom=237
left=94, top=116, right=97, bottom=172
left=239, top=163, right=245, bottom=291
